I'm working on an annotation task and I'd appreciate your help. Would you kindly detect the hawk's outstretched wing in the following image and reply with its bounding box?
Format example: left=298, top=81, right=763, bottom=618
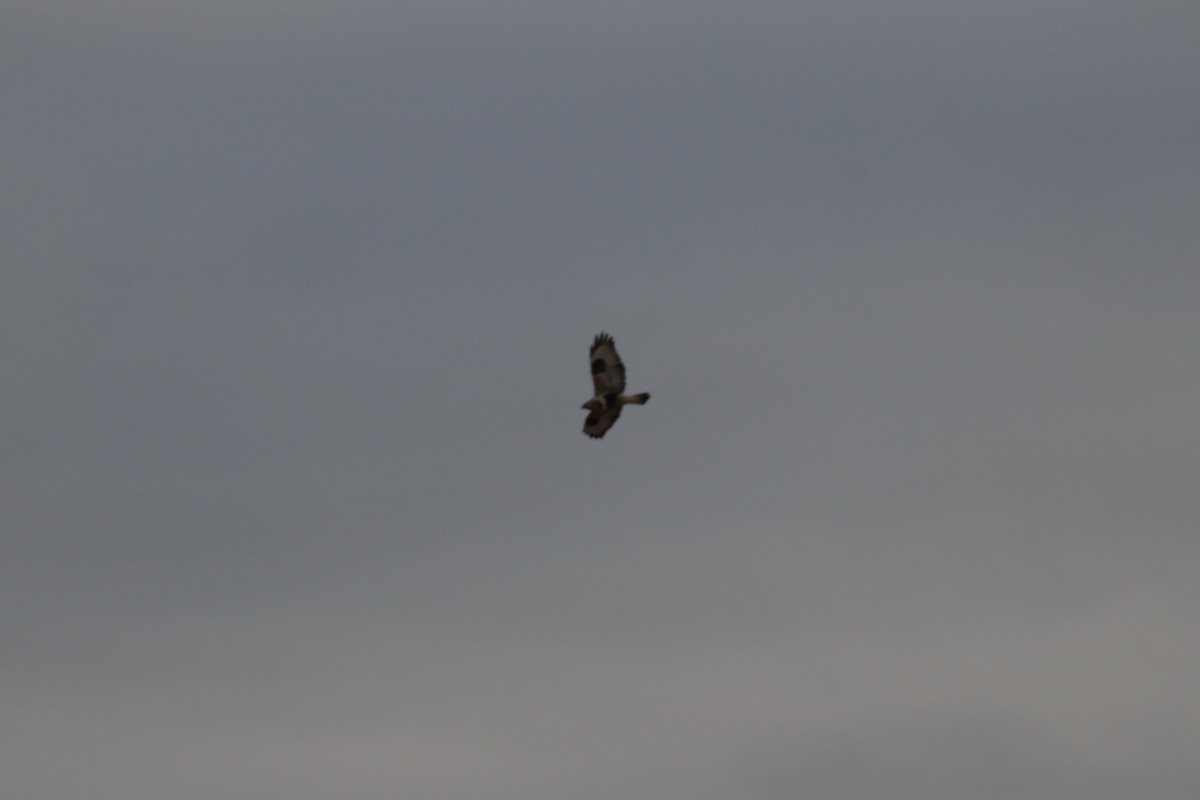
left=589, top=332, right=626, bottom=396
left=583, top=405, right=622, bottom=439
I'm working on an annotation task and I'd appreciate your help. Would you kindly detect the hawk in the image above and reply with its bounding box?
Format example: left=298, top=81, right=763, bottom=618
left=581, top=332, right=650, bottom=439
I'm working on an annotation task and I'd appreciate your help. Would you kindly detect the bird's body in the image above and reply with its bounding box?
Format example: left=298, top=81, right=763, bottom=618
left=582, top=332, right=650, bottom=438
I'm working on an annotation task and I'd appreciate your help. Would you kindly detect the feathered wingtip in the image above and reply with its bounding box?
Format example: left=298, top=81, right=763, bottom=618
left=591, top=331, right=614, bottom=352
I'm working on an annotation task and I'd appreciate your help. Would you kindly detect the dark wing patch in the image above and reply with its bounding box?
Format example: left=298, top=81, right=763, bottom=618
left=583, top=406, right=622, bottom=439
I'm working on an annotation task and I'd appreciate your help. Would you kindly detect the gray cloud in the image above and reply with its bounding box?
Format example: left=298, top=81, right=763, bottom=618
left=3, top=2, right=1198, bottom=798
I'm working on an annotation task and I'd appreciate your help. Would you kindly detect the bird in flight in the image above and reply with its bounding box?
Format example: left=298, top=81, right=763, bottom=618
left=581, top=332, right=650, bottom=439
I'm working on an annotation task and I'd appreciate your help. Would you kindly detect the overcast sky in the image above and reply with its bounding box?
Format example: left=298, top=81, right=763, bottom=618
left=4, top=3, right=1199, bottom=799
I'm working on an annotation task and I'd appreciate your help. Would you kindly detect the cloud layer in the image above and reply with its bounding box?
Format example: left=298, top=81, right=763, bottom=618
left=4, top=3, right=1198, bottom=798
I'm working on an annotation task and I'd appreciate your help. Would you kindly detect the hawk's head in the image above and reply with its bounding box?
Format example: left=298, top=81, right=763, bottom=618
left=581, top=397, right=605, bottom=412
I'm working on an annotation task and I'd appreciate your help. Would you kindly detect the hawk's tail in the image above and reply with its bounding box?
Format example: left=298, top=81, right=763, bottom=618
left=626, top=393, right=650, bottom=405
